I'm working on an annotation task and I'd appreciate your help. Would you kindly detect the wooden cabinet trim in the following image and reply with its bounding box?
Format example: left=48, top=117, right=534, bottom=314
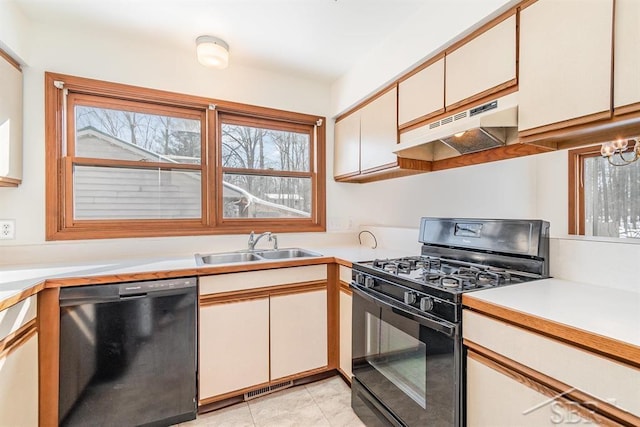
left=519, top=111, right=613, bottom=139
left=199, top=380, right=271, bottom=406
left=444, top=8, right=518, bottom=56
left=336, top=158, right=432, bottom=183
left=335, top=85, right=398, bottom=123
left=0, top=176, right=22, bottom=187
left=0, top=48, right=21, bottom=71
left=463, top=296, right=640, bottom=369
left=397, top=108, right=445, bottom=132
left=430, top=143, right=553, bottom=172
left=38, top=288, right=60, bottom=427
left=615, top=102, right=640, bottom=116
left=399, top=85, right=518, bottom=135
left=339, top=281, right=352, bottom=294
left=199, top=280, right=326, bottom=306
left=0, top=319, right=36, bottom=359
left=444, top=78, right=517, bottom=113
left=467, top=344, right=639, bottom=426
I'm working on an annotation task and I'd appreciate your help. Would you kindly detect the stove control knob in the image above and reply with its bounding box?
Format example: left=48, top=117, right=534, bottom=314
left=355, top=273, right=365, bottom=285
left=420, top=297, right=434, bottom=312
left=404, top=292, right=417, bottom=305
left=364, top=276, right=375, bottom=288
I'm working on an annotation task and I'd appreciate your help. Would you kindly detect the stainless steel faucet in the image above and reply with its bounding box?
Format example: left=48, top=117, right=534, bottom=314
left=247, top=231, right=278, bottom=251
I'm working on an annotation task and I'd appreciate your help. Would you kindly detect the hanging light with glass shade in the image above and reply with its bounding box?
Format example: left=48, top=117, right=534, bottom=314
left=600, top=137, right=640, bottom=166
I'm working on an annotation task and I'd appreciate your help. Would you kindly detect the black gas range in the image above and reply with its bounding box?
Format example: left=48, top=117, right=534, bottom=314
left=350, top=218, right=549, bottom=427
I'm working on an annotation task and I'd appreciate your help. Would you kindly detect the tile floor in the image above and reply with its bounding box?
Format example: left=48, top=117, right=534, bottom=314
left=180, top=376, right=365, bottom=427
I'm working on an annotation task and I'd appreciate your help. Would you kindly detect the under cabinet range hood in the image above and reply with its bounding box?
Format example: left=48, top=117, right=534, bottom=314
left=395, top=92, right=519, bottom=160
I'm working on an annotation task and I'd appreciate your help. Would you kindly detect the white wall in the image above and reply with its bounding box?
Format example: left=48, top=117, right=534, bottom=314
left=0, top=13, right=349, bottom=262
left=330, top=0, right=515, bottom=116
left=0, top=1, right=30, bottom=63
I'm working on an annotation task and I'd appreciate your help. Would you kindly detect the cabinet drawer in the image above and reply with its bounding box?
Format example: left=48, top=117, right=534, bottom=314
left=339, top=265, right=352, bottom=285
left=463, top=310, right=640, bottom=417
left=0, top=295, right=37, bottom=341
left=200, top=265, right=327, bottom=295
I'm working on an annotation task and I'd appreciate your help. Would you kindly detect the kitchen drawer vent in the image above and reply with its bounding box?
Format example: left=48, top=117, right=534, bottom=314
left=244, top=380, right=293, bottom=401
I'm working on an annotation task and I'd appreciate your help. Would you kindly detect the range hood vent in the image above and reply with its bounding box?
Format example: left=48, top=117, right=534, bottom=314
left=395, top=92, right=518, bottom=160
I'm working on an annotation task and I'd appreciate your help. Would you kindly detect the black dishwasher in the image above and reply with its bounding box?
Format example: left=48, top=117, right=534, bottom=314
left=59, top=277, right=197, bottom=426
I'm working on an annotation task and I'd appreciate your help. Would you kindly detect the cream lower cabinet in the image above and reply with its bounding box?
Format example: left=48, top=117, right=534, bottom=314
left=0, top=296, right=38, bottom=427
left=198, top=265, right=328, bottom=404
left=338, top=265, right=352, bottom=379
left=467, top=354, right=592, bottom=426
left=199, top=298, right=270, bottom=398
left=464, top=309, right=640, bottom=425
left=270, top=289, right=328, bottom=380
left=0, top=333, right=39, bottom=427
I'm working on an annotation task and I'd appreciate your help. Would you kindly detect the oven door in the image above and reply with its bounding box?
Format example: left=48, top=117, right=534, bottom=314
left=351, top=283, right=461, bottom=427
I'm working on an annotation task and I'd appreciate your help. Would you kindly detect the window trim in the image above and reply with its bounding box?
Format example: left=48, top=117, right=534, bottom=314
left=45, top=72, right=326, bottom=240
left=568, top=144, right=637, bottom=237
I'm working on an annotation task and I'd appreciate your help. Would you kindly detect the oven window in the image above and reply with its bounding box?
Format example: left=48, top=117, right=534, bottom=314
left=353, top=289, right=457, bottom=426
left=365, top=312, right=427, bottom=409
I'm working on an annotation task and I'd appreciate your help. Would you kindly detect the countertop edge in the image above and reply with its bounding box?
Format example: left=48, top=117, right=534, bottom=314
left=462, top=293, right=640, bottom=369
left=0, top=256, right=341, bottom=310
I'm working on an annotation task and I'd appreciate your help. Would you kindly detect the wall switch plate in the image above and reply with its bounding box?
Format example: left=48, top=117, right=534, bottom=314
left=0, top=219, right=16, bottom=240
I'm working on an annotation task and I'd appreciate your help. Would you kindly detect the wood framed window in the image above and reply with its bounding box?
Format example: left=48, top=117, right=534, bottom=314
left=569, top=145, right=640, bottom=238
left=45, top=73, right=326, bottom=240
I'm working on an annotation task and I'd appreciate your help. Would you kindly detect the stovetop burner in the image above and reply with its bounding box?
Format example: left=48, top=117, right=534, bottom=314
left=363, top=255, right=534, bottom=292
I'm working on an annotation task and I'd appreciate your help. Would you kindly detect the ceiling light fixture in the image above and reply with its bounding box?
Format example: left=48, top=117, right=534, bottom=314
left=196, top=35, right=229, bottom=69
left=600, top=137, right=640, bottom=166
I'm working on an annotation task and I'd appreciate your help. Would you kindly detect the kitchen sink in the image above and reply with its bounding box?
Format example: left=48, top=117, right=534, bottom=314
left=195, top=248, right=322, bottom=266
left=196, top=252, right=262, bottom=266
left=254, top=248, right=322, bottom=259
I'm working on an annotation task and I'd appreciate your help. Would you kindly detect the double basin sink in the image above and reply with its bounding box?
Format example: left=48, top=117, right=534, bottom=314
left=195, top=248, right=323, bottom=266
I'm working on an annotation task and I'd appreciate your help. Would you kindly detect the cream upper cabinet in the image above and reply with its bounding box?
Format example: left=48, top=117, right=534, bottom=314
left=0, top=51, right=23, bottom=187
left=614, top=0, right=640, bottom=113
left=334, top=86, right=398, bottom=178
left=445, top=14, right=517, bottom=109
left=270, top=289, right=328, bottom=380
left=333, top=111, right=360, bottom=178
left=199, top=298, right=270, bottom=399
left=518, top=0, right=613, bottom=133
left=398, top=57, right=445, bottom=127
left=359, top=86, right=398, bottom=173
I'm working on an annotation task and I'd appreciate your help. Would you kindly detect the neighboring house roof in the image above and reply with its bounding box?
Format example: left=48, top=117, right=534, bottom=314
left=76, top=126, right=309, bottom=218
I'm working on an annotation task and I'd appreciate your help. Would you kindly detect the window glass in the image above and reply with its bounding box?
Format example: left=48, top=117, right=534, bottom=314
left=222, top=174, right=311, bottom=218
left=73, top=166, right=201, bottom=220
left=221, top=123, right=310, bottom=172
left=583, top=156, right=640, bottom=238
left=75, top=105, right=201, bottom=164
left=220, top=116, right=314, bottom=221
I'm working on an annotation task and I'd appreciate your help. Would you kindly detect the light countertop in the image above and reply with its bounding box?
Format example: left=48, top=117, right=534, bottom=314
left=465, top=278, right=640, bottom=349
left=0, top=245, right=412, bottom=306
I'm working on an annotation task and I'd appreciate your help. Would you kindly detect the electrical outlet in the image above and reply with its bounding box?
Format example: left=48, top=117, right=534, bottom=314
left=0, top=219, right=16, bottom=240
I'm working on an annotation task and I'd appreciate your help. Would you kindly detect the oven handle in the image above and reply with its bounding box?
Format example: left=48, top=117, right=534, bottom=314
left=351, top=283, right=457, bottom=337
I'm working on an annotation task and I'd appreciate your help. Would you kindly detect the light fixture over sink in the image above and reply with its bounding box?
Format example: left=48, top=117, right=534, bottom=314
left=196, top=35, right=229, bottom=69
left=600, top=137, right=640, bottom=166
